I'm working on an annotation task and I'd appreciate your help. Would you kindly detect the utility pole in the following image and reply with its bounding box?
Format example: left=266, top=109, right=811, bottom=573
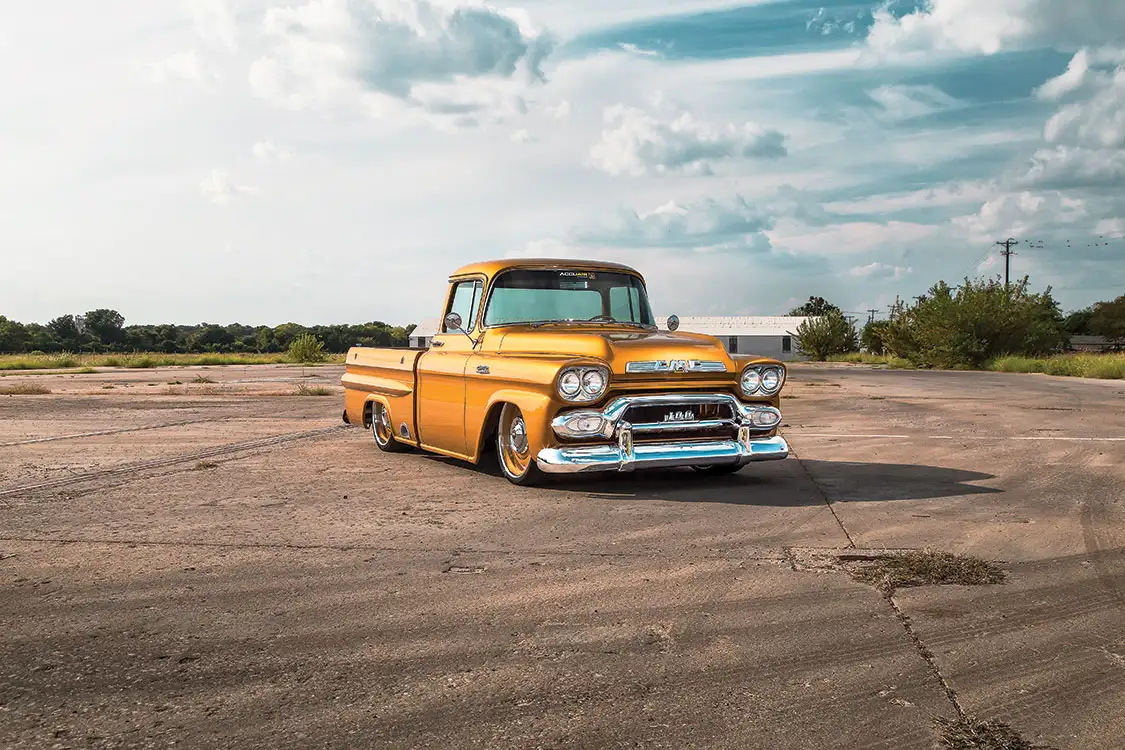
left=996, top=238, right=1018, bottom=287
left=866, top=309, right=880, bottom=325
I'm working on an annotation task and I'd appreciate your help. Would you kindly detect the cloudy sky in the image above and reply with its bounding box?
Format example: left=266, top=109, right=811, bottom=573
left=2, top=0, right=1124, bottom=326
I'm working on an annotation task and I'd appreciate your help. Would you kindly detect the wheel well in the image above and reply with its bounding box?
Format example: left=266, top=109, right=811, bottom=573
left=477, top=402, right=507, bottom=456
left=362, top=400, right=374, bottom=428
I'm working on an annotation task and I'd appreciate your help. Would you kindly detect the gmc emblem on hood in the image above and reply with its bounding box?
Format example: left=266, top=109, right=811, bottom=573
left=625, top=360, right=727, bottom=374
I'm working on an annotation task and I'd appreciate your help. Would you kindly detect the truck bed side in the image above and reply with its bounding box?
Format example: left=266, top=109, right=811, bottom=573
left=342, top=347, right=425, bottom=444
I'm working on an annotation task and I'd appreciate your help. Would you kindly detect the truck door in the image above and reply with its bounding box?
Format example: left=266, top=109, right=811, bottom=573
left=416, top=277, right=483, bottom=458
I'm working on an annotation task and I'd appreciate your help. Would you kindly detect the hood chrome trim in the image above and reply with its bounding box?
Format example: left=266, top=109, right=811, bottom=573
left=625, top=360, right=727, bottom=374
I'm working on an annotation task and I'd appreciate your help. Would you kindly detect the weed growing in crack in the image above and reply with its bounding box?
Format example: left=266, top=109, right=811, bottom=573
left=193, top=461, right=219, bottom=471
left=843, top=550, right=1006, bottom=594
left=296, top=383, right=332, bottom=396
left=0, top=383, right=51, bottom=395
left=935, top=715, right=1056, bottom=750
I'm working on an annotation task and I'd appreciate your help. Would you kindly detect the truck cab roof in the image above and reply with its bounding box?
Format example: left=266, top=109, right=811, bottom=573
left=449, top=258, right=644, bottom=280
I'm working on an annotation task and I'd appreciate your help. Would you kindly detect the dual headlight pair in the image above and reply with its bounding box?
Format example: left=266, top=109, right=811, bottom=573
left=739, top=365, right=785, bottom=397
left=556, top=363, right=786, bottom=403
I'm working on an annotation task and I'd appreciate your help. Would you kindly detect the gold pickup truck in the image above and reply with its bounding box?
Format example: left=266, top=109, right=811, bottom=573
left=341, top=258, right=789, bottom=485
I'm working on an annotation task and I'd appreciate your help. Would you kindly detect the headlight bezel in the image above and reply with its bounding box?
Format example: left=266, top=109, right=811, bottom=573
left=739, top=364, right=786, bottom=397
left=556, top=364, right=610, bottom=403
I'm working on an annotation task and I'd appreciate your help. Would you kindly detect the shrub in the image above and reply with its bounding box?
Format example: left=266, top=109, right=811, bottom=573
left=883, top=277, right=1065, bottom=369
left=794, top=311, right=858, bottom=361
left=288, top=333, right=327, bottom=363
left=861, top=320, right=890, bottom=355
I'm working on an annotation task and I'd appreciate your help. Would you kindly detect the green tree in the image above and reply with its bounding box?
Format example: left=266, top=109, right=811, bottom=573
left=1089, top=295, right=1125, bottom=346
left=883, top=276, right=1065, bottom=368
left=794, top=310, right=858, bottom=361
left=861, top=319, right=890, bottom=355
left=47, top=315, right=85, bottom=350
left=0, top=316, right=30, bottom=353
left=789, top=296, right=841, bottom=317
left=1063, top=307, right=1094, bottom=336
left=83, top=309, right=126, bottom=348
left=288, top=333, right=327, bottom=363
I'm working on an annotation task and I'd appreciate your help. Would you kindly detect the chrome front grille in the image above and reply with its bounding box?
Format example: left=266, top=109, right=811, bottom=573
left=625, top=360, right=727, bottom=374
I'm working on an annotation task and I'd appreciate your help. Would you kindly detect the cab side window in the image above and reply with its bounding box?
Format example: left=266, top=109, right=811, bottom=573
left=445, top=280, right=483, bottom=332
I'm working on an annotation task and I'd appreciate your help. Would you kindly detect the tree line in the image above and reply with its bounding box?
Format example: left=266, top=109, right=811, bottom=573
left=0, top=309, right=416, bottom=354
left=790, top=280, right=1125, bottom=366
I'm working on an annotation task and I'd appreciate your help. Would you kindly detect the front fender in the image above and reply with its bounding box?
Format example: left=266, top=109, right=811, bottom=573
left=474, top=388, right=554, bottom=462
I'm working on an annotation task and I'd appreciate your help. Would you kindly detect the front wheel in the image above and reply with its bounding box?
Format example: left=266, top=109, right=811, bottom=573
left=371, top=402, right=412, bottom=453
left=691, top=464, right=743, bottom=477
left=497, top=404, right=544, bottom=486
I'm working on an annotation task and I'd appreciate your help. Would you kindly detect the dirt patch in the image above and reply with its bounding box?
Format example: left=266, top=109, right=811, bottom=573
left=935, top=716, right=1056, bottom=750
left=843, top=550, right=1006, bottom=594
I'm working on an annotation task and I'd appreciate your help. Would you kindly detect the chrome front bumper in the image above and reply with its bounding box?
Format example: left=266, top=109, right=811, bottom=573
left=535, top=393, right=789, bottom=475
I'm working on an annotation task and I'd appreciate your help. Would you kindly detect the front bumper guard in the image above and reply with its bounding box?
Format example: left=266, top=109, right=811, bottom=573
left=536, top=393, right=789, bottom=474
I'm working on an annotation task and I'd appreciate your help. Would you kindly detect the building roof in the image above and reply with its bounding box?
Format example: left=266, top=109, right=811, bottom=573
left=410, top=318, right=440, bottom=338
left=449, top=258, right=643, bottom=279
left=656, top=316, right=810, bottom=337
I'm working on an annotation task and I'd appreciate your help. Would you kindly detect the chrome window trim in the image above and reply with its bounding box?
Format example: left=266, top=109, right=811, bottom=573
left=479, top=266, right=656, bottom=331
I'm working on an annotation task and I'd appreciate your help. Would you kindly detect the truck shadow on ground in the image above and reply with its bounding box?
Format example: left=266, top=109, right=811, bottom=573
left=424, top=454, right=1001, bottom=506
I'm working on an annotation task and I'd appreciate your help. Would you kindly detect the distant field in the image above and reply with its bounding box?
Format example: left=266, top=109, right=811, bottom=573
left=0, top=352, right=345, bottom=371
left=826, top=351, right=1125, bottom=379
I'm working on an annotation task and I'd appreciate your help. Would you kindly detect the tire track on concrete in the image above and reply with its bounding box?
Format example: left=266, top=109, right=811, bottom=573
left=0, top=426, right=346, bottom=500
left=0, top=417, right=234, bottom=447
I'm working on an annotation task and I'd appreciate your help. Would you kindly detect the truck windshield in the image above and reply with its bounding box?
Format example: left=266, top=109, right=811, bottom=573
left=483, top=269, right=656, bottom=328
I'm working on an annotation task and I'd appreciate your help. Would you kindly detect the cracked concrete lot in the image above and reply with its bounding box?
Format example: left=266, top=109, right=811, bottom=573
left=1, top=363, right=1123, bottom=749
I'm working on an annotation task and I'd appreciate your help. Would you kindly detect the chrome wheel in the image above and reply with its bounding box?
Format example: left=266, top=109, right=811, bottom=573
left=497, top=404, right=541, bottom=485
left=370, top=401, right=411, bottom=453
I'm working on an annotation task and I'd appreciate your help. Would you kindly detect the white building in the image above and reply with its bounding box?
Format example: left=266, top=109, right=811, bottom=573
left=408, top=318, right=439, bottom=349
left=657, top=316, right=809, bottom=361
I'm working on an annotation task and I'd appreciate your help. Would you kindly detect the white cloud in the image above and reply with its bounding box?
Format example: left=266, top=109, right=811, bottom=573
left=252, top=139, right=292, bottom=162
left=867, top=84, right=961, bottom=121
left=1095, top=218, right=1125, bottom=238
left=248, top=0, right=555, bottom=124
left=953, top=190, right=1087, bottom=241
left=199, top=169, right=257, bottom=205
left=847, top=262, right=913, bottom=280
left=510, top=128, right=535, bottom=143
left=146, top=51, right=220, bottom=87
left=589, top=105, right=787, bottom=177
left=187, top=0, right=238, bottom=51
left=572, top=195, right=774, bottom=251
left=865, top=0, right=1125, bottom=59
left=1044, top=65, right=1125, bottom=149
left=1019, top=145, right=1125, bottom=188
left=1036, top=49, right=1091, bottom=100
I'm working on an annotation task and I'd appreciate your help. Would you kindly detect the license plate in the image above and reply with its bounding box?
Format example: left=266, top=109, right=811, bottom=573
left=662, top=410, right=696, bottom=423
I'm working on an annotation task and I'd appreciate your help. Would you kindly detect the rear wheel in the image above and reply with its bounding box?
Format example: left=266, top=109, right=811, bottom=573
left=497, top=404, right=544, bottom=486
left=371, top=402, right=411, bottom=453
left=692, top=464, right=743, bottom=477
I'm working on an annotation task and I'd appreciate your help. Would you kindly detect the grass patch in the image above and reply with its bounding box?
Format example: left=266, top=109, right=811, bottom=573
left=0, top=383, right=52, bottom=395
left=842, top=550, right=1006, bottom=594
left=296, top=383, right=333, bottom=396
left=76, top=367, right=98, bottom=374
left=193, top=461, right=219, bottom=471
left=989, top=352, right=1125, bottom=379
left=0, top=352, right=345, bottom=372
left=191, top=375, right=215, bottom=384
left=827, top=352, right=913, bottom=368
left=935, top=716, right=1049, bottom=750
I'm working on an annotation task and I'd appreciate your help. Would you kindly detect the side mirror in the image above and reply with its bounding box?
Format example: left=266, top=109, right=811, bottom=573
left=444, top=312, right=463, bottom=332
left=667, top=314, right=680, bottom=332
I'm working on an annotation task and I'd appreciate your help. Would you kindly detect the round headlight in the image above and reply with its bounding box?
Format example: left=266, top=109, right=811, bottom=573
left=740, top=367, right=762, bottom=396
left=581, top=369, right=606, bottom=397
left=760, top=367, right=783, bottom=394
left=559, top=370, right=581, bottom=397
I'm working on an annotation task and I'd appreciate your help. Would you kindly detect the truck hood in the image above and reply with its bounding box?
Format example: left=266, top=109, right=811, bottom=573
left=491, top=327, right=736, bottom=375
